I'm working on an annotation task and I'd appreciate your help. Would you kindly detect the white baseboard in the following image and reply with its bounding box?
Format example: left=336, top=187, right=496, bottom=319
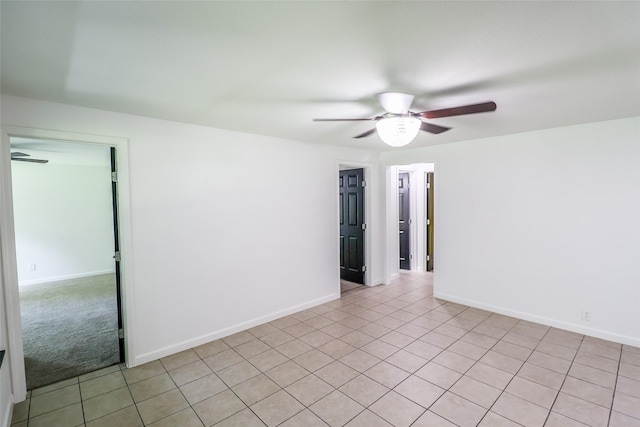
left=386, top=273, right=399, bottom=284
left=18, top=270, right=115, bottom=287
left=131, top=292, right=341, bottom=367
left=434, top=291, right=640, bottom=348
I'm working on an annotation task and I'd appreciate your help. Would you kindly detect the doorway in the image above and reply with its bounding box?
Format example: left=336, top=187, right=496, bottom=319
left=339, top=167, right=365, bottom=286
left=426, top=172, right=434, bottom=271
left=386, top=163, right=434, bottom=280
left=398, top=172, right=411, bottom=270
left=10, top=137, right=123, bottom=389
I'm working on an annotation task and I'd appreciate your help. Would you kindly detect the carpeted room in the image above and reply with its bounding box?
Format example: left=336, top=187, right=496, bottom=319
left=11, top=140, right=120, bottom=389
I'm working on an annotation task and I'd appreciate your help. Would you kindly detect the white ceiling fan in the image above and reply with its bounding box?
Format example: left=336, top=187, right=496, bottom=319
left=314, top=92, right=497, bottom=147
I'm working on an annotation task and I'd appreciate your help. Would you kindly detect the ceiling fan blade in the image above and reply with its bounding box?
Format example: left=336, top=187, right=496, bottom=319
left=418, top=101, right=497, bottom=119
left=378, top=92, right=414, bottom=114
left=353, top=129, right=377, bottom=139
left=313, top=118, right=374, bottom=122
left=11, top=152, right=30, bottom=158
left=420, top=122, right=451, bottom=134
left=11, top=157, right=48, bottom=164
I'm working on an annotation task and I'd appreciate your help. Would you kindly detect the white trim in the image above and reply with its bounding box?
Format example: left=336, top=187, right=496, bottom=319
left=336, top=161, right=374, bottom=287
left=2, top=394, right=13, bottom=427
left=0, top=126, right=136, bottom=397
left=434, top=291, right=640, bottom=348
left=0, top=130, right=26, bottom=401
left=385, top=165, right=400, bottom=283
left=134, top=292, right=340, bottom=366
left=18, top=270, right=115, bottom=287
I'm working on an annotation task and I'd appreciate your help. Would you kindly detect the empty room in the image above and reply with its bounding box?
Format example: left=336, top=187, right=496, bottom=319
left=1, top=1, right=639, bottom=427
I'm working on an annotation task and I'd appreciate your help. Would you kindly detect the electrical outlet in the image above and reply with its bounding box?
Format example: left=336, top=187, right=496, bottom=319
left=582, top=310, right=591, bottom=322
left=28, top=263, right=36, bottom=271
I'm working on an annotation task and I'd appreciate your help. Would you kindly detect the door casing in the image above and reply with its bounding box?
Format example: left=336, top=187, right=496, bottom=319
left=426, top=172, right=434, bottom=271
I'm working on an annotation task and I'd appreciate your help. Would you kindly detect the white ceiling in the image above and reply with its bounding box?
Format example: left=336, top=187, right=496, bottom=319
left=1, top=1, right=639, bottom=151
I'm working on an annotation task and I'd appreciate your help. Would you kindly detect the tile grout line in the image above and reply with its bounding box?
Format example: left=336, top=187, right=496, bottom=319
left=230, top=284, right=427, bottom=426
left=607, top=342, right=622, bottom=427
left=77, top=375, right=86, bottom=427
left=529, top=327, right=583, bottom=427
left=216, top=327, right=286, bottom=427
left=131, top=390, right=148, bottom=427
left=560, top=338, right=625, bottom=426
left=441, top=312, right=524, bottom=426
left=351, top=289, right=504, bottom=424
left=144, top=360, right=184, bottom=427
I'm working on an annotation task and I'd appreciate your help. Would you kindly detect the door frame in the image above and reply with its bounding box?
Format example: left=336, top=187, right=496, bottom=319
left=0, top=126, right=136, bottom=401
left=337, top=161, right=373, bottom=287
left=339, top=168, right=365, bottom=284
left=426, top=171, right=434, bottom=271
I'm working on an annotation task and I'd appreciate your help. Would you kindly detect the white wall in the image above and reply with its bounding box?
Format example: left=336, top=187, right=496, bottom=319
left=382, top=117, right=640, bottom=346
left=12, top=160, right=115, bottom=285
left=0, top=95, right=383, bottom=372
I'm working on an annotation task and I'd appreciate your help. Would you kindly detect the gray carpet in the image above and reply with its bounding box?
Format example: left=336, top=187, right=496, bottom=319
left=20, top=273, right=120, bottom=390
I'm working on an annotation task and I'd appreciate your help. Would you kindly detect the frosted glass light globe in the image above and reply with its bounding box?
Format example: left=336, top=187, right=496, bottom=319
left=375, top=116, right=421, bottom=147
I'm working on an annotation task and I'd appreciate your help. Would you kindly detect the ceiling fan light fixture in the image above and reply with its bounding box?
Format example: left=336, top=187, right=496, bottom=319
left=375, top=116, right=421, bottom=147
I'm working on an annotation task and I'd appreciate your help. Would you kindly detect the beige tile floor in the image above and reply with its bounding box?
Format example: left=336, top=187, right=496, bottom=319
left=10, top=271, right=640, bottom=427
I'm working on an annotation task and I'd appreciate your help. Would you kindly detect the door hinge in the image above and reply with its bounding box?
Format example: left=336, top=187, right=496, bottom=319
left=114, top=251, right=121, bottom=262
left=118, top=329, right=124, bottom=339
left=426, top=219, right=431, bottom=225
left=362, top=180, right=366, bottom=187
left=111, top=171, right=118, bottom=183
left=409, top=218, right=413, bottom=224
left=426, top=255, right=430, bottom=261
left=410, top=254, right=413, bottom=260
left=361, top=265, right=367, bottom=272
left=362, top=223, right=366, bottom=230
left=426, top=183, right=431, bottom=189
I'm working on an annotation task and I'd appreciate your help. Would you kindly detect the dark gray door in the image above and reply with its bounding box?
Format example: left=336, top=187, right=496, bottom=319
left=399, top=172, right=411, bottom=270
left=340, top=169, right=365, bottom=284
left=110, top=147, right=125, bottom=362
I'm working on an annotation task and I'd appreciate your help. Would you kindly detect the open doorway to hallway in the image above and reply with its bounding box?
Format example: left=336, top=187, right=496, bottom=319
left=9, top=137, right=123, bottom=389
left=390, top=163, right=435, bottom=279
